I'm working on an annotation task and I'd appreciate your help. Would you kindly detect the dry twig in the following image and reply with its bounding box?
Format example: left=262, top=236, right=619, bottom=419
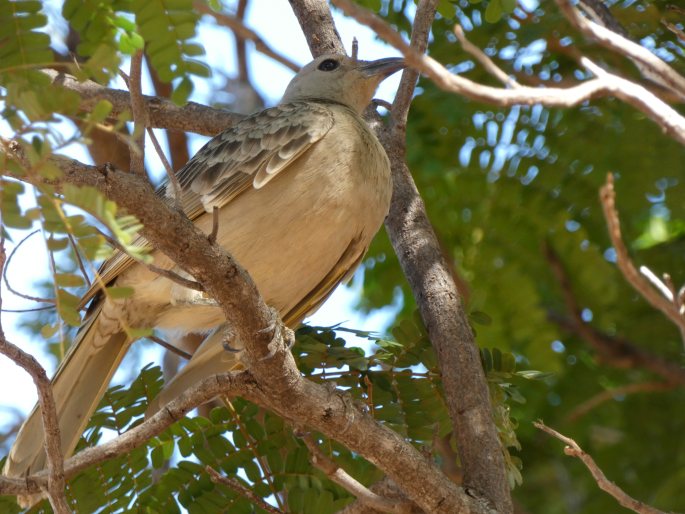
left=600, top=174, right=685, bottom=347
left=206, top=466, right=283, bottom=514
left=565, top=381, right=675, bottom=422
left=127, top=51, right=148, bottom=176
left=195, top=2, right=299, bottom=72
left=329, top=0, right=685, bottom=146
left=0, top=242, right=70, bottom=512
left=454, top=25, right=520, bottom=88
left=535, top=421, right=668, bottom=514
left=302, top=434, right=413, bottom=513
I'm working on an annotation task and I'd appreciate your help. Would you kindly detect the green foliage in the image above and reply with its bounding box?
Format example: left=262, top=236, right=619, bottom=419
left=132, top=0, right=210, bottom=104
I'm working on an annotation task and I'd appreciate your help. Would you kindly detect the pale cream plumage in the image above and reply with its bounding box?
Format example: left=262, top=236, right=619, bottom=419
left=4, top=54, right=403, bottom=500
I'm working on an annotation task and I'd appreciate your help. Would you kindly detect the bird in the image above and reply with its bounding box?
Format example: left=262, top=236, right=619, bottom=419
left=3, top=52, right=404, bottom=501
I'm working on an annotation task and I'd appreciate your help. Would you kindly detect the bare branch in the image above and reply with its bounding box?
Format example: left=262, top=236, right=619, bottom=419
left=565, top=381, right=675, bottom=422
left=148, top=334, right=193, bottom=360
left=195, top=2, right=300, bottom=72
left=45, top=69, right=243, bottom=137
left=330, top=0, right=685, bottom=146
left=302, top=434, right=413, bottom=514
left=367, top=0, right=512, bottom=511
left=0, top=371, right=255, bottom=496
left=535, top=421, right=668, bottom=514
left=0, top=241, right=69, bottom=512
left=206, top=466, right=283, bottom=514
left=94, top=228, right=204, bottom=293
left=146, top=127, right=182, bottom=209
left=544, top=242, right=685, bottom=384
left=599, top=174, right=685, bottom=346
left=454, top=25, right=520, bottom=88
left=556, top=0, right=685, bottom=100
left=127, top=51, right=147, bottom=176
left=3, top=229, right=55, bottom=305
left=289, top=0, right=345, bottom=57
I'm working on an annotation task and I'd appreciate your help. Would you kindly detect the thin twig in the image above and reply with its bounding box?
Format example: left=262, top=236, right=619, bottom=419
left=95, top=229, right=204, bottom=292
left=2, top=229, right=55, bottom=305
left=146, top=127, right=182, bottom=210
left=195, top=2, right=299, bottom=72
left=544, top=242, right=685, bottom=384
left=0, top=240, right=70, bottom=513
left=661, top=19, right=685, bottom=43
left=148, top=335, right=193, bottom=360
left=566, top=381, right=675, bottom=422
left=639, top=266, right=673, bottom=301
left=128, top=51, right=148, bottom=176
left=301, top=434, right=413, bottom=513
left=454, top=25, right=520, bottom=88
left=66, top=231, right=91, bottom=287
left=535, top=421, right=668, bottom=514
left=556, top=0, right=685, bottom=100
left=205, top=466, right=283, bottom=514
left=599, top=173, right=685, bottom=347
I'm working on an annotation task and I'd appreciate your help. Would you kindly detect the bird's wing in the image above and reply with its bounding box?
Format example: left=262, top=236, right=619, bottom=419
left=180, top=101, right=334, bottom=209
left=78, top=102, right=335, bottom=311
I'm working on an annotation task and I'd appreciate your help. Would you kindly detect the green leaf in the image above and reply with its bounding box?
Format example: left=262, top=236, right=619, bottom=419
left=55, top=272, right=86, bottom=287
left=171, top=76, right=193, bottom=105
left=484, top=0, right=503, bottom=23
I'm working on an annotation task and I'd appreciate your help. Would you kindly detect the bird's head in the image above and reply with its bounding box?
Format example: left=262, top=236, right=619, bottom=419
left=281, top=53, right=405, bottom=114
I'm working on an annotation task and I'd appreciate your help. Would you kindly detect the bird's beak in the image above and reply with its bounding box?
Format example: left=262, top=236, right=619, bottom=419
left=359, top=57, right=406, bottom=79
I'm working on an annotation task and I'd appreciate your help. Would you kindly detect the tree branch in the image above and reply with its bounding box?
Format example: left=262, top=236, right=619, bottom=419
left=195, top=2, right=300, bottom=72
left=127, top=51, right=147, bottom=177
left=0, top=242, right=69, bottom=512
left=376, top=1, right=511, bottom=511
left=535, top=421, right=668, bottom=514
left=289, top=0, right=345, bottom=57
left=565, top=381, right=675, bottom=423
left=600, top=174, right=685, bottom=347
left=45, top=69, right=242, bottom=137
left=544, top=242, right=685, bottom=385
left=206, top=466, right=284, bottom=514
left=329, top=0, right=685, bottom=147
left=302, top=434, right=413, bottom=514
left=556, top=0, right=685, bottom=100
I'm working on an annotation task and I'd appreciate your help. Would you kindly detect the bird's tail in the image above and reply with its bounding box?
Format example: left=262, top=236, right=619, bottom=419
left=3, top=302, right=131, bottom=505
left=145, top=324, right=242, bottom=417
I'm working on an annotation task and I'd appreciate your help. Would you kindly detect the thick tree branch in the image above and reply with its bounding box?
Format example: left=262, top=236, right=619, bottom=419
left=535, top=422, right=667, bottom=514
left=383, top=2, right=511, bottom=512
left=44, top=69, right=242, bottom=137
left=289, top=0, right=346, bottom=56
left=294, top=0, right=511, bottom=511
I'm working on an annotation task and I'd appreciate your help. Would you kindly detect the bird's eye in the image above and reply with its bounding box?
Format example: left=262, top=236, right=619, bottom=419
left=318, top=59, right=339, bottom=72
